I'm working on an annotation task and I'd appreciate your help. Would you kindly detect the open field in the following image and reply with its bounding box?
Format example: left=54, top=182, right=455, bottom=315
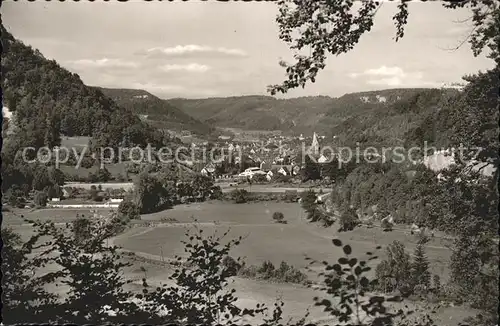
left=63, top=181, right=134, bottom=190
left=220, top=127, right=282, bottom=136
left=111, top=201, right=471, bottom=325
left=121, top=256, right=475, bottom=325
left=2, top=207, right=114, bottom=226
left=6, top=201, right=473, bottom=324
left=115, top=202, right=453, bottom=282
left=59, top=163, right=130, bottom=178
left=60, top=136, right=91, bottom=149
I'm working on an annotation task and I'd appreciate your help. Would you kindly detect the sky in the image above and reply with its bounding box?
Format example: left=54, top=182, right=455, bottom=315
left=2, top=1, right=495, bottom=99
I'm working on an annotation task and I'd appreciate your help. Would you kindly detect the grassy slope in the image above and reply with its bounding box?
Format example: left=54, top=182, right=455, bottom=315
left=114, top=202, right=453, bottom=282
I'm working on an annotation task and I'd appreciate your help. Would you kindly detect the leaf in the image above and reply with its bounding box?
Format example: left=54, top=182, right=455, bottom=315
left=343, top=245, right=352, bottom=255
left=332, top=239, right=343, bottom=247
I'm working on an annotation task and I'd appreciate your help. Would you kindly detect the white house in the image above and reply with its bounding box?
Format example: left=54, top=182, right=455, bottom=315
left=2, top=106, right=12, bottom=119
left=200, top=163, right=216, bottom=177
left=317, top=154, right=329, bottom=164
left=277, top=166, right=292, bottom=176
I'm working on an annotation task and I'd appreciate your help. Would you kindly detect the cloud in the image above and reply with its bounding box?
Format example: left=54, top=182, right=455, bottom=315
left=139, top=45, right=247, bottom=57
left=69, top=58, right=139, bottom=68
left=160, top=63, right=211, bottom=73
left=348, top=65, right=441, bottom=87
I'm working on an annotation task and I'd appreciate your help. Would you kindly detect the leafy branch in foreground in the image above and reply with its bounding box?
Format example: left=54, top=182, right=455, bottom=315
left=306, top=238, right=439, bottom=326
left=137, top=224, right=274, bottom=324
left=2, top=216, right=455, bottom=325
left=31, top=218, right=148, bottom=324
left=269, top=0, right=499, bottom=94
left=1, top=227, right=60, bottom=324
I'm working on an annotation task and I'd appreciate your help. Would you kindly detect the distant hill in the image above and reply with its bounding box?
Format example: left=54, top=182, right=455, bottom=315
left=96, top=87, right=216, bottom=137
left=166, top=88, right=448, bottom=137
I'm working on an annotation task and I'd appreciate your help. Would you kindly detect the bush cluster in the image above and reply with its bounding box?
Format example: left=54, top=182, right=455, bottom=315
left=238, top=260, right=309, bottom=285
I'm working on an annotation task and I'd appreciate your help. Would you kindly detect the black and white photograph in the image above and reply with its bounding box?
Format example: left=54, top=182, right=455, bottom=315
left=1, top=0, right=498, bottom=325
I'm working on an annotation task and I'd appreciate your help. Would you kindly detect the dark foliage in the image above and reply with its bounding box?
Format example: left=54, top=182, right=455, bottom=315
left=97, top=87, right=216, bottom=137
left=231, top=188, right=249, bottom=204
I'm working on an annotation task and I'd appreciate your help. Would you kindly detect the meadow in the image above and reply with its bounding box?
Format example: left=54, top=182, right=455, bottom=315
left=111, top=201, right=470, bottom=325
left=60, top=136, right=91, bottom=149
left=3, top=207, right=114, bottom=226
left=115, top=202, right=453, bottom=282
left=6, top=201, right=472, bottom=325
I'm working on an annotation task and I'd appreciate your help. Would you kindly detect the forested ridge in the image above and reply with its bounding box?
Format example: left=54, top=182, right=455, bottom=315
left=331, top=88, right=460, bottom=147
left=96, top=87, right=217, bottom=137
left=1, top=27, right=169, bottom=157
left=167, top=88, right=458, bottom=137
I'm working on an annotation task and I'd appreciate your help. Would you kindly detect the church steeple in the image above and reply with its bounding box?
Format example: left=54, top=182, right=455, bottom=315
left=310, top=132, right=320, bottom=156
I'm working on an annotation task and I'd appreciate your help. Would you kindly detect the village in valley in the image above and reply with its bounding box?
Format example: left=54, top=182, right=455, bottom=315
left=1, top=1, right=498, bottom=326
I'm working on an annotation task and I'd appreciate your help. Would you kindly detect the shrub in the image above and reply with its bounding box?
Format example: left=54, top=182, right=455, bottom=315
left=5, top=187, right=27, bottom=208
left=72, top=217, right=92, bottom=246
left=301, top=190, right=335, bottom=227
left=209, top=185, right=223, bottom=200
left=222, top=256, right=242, bottom=276
left=272, top=211, right=285, bottom=223
left=45, top=185, right=62, bottom=200
left=274, top=174, right=292, bottom=183
left=115, top=173, right=126, bottom=182
left=133, top=172, right=174, bottom=214
left=160, top=217, right=179, bottom=223
left=338, top=206, right=359, bottom=232
left=89, top=188, right=99, bottom=201
left=118, top=200, right=140, bottom=220
left=284, top=190, right=299, bottom=202
left=300, top=190, right=317, bottom=212
left=432, top=274, right=441, bottom=294
left=33, top=191, right=48, bottom=207
left=275, top=261, right=308, bottom=284
left=16, top=198, right=27, bottom=209
left=375, top=240, right=413, bottom=296
left=411, top=235, right=431, bottom=295
left=237, top=259, right=308, bottom=285
left=252, top=174, right=267, bottom=183
left=381, top=217, right=394, bottom=231
left=230, top=189, right=249, bottom=204
left=258, top=260, right=276, bottom=279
